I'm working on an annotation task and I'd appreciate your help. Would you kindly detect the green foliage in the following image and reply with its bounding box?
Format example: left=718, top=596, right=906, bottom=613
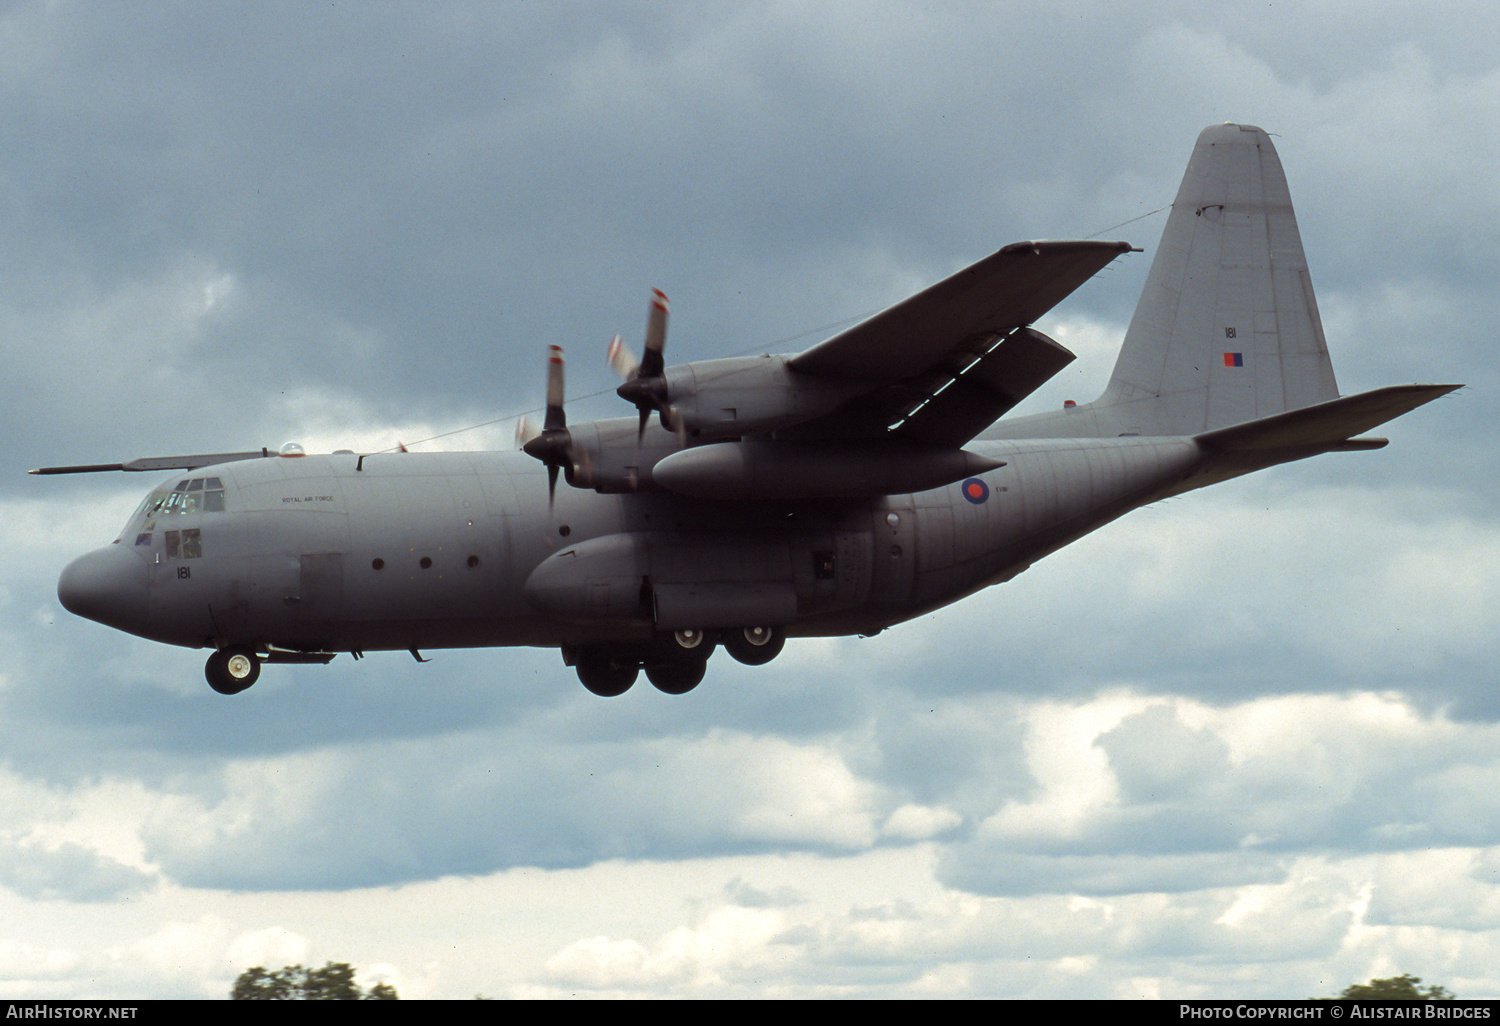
left=231, top=961, right=398, bottom=1000
left=1330, top=974, right=1455, bottom=1000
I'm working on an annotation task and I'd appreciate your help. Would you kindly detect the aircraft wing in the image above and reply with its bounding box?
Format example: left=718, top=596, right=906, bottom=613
left=786, top=239, right=1135, bottom=446
left=30, top=450, right=277, bottom=475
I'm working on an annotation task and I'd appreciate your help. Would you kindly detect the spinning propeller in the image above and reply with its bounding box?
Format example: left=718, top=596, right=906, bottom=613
left=520, top=291, right=683, bottom=507
left=610, top=288, right=680, bottom=442
left=519, top=345, right=574, bottom=509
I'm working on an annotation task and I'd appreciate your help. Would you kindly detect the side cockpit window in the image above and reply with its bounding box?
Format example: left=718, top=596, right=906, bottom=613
left=163, top=528, right=204, bottom=560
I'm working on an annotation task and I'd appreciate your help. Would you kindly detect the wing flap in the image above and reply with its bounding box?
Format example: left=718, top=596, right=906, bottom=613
left=891, top=326, right=1078, bottom=446
left=784, top=325, right=1078, bottom=447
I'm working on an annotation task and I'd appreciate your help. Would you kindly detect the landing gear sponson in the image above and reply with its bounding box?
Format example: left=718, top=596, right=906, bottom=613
left=565, top=625, right=786, bottom=697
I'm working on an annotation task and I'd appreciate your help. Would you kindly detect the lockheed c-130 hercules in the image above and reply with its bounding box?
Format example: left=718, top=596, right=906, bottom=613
left=39, top=124, right=1459, bottom=697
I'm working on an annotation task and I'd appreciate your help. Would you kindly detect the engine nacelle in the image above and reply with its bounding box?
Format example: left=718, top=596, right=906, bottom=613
left=658, top=355, right=865, bottom=440
left=561, top=420, right=679, bottom=494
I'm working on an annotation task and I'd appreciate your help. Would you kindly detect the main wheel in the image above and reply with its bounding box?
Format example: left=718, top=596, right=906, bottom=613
left=576, top=649, right=638, bottom=697
left=664, top=628, right=712, bottom=657
left=646, top=660, right=706, bottom=695
left=206, top=646, right=260, bottom=695
left=723, top=626, right=785, bottom=666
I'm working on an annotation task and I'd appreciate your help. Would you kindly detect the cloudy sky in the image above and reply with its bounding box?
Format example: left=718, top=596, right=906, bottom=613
left=2, top=0, right=1497, bottom=1000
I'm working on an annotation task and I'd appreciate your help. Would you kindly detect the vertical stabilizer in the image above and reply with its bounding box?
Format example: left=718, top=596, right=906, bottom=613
left=989, top=124, right=1341, bottom=440
left=1101, top=123, right=1339, bottom=434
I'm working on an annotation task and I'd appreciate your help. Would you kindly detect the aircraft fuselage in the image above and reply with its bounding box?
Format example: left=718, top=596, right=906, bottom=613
left=59, top=436, right=1202, bottom=660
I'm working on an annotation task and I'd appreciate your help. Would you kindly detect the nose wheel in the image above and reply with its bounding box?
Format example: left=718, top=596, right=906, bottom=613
left=206, top=646, right=261, bottom=695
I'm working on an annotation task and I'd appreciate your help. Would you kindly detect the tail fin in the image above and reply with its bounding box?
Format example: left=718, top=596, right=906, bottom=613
left=1100, top=123, right=1339, bottom=435
left=990, top=123, right=1343, bottom=441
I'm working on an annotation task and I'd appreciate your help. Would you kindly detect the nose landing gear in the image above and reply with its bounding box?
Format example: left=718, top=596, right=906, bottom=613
left=206, top=645, right=260, bottom=695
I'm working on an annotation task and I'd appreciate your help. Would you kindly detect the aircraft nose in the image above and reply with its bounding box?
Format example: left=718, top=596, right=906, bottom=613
left=58, top=545, right=150, bottom=636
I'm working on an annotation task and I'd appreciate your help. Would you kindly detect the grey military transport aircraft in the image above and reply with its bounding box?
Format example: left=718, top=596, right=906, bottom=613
left=38, top=124, right=1459, bottom=697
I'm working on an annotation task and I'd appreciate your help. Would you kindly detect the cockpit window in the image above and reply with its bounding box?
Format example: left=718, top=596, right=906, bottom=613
left=143, top=477, right=227, bottom=519
left=122, top=476, right=229, bottom=539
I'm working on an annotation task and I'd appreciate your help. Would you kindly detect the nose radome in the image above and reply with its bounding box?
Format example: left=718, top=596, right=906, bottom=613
left=57, top=546, right=150, bottom=636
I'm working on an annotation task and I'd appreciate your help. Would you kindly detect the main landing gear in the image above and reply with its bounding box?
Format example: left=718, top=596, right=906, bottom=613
left=568, top=626, right=786, bottom=697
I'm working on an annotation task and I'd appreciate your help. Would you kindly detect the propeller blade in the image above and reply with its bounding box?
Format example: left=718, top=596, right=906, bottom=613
left=522, top=345, right=576, bottom=510
left=515, top=415, right=539, bottom=449
left=640, top=288, right=668, bottom=379
left=615, top=289, right=673, bottom=441
left=607, top=333, right=638, bottom=379
left=665, top=405, right=687, bottom=448
left=543, top=344, right=566, bottom=431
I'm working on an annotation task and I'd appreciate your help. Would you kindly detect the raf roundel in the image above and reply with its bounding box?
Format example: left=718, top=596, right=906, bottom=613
left=961, top=477, right=990, bottom=504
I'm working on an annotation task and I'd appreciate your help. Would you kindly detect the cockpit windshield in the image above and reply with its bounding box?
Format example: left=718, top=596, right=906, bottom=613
left=150, top=477, right=227, bottom=516
left=120, top=476, right=228, bottom=539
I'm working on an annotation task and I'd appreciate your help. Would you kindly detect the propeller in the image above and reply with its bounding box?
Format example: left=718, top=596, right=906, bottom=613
left=521, top=345, right=573, bottom=509
left=611, top=288, right=679, bottom=442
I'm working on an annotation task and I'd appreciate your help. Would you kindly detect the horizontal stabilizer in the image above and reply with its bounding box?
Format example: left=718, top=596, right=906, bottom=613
left=1196, top=384, right=1461, bottom=452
